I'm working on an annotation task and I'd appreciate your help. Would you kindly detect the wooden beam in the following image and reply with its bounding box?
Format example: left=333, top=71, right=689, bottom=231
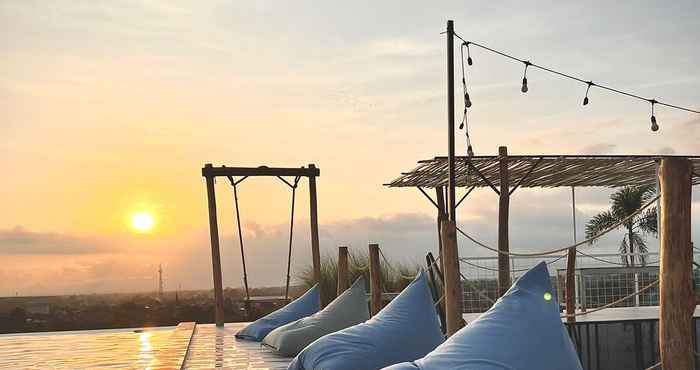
left=659, top=157, right=695, bottom=369
left=466, top=160, right=500, bottom=195
left=497, top=146, right=511, bottom=297
left=337, top=246, right=349, bottom=295
left=204, top=165, right=225, bottom=327
left=308, top=164, right=324, bottom=307
left=455, top=185, right=477, bottom=208
left=202, top=165, right=319, bottom=178
left=440, top=220, right=464, bottom=336
left=417, top=186, right=440, bottom=210
left=508, top=157, right=543, bottom=196
left=369, top=243, right=382, bottom=316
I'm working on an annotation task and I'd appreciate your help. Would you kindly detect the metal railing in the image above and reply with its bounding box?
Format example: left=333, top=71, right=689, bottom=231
left=460, top=252, right=700, bottom=313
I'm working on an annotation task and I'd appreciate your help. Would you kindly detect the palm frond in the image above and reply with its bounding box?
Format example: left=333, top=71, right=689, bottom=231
left=585, top=210, right=619, bottom=244
left=635, top=207, right=658, bottom=235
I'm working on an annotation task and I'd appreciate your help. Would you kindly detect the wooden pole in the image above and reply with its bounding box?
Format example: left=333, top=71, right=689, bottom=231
left=337, top=246, right=349, bottom=295
left=565, top=248, right=576, bottom=323
left=441, top=220, right=463, bottom=336
left=308, top=164, right=324, bottom=307
left=446, top=20, right=456, bottom=221
left=659, top=157, right=694, bottom=370
left=566, top=186, right=577, bottom=322
left=204, top=164, right=225, bottom=327
left=369, top=243, right=382, bottom=316
left=497, top=146, right=511, bottom=297
left=436, top=186, right=447, bottom=272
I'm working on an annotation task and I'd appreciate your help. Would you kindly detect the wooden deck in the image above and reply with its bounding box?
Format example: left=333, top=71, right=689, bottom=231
left=182, top=323, right=292, bottom=369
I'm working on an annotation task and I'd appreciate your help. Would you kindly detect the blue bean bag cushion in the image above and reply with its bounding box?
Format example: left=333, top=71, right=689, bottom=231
left=262, top=276, right=369, bottom=356
left=235, top=284, right=320, bottom=341
left=383, top=262, right=583, bottom=370
left=288, top=271, right=444, bottom=370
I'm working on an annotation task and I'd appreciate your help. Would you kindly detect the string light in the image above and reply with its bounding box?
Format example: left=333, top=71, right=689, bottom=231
left=459, top=41, right=475, bottom=156
left=465, top=42, right=473, bottom=66
left=650, top=99, right=659, bottom=132
left=583, top=81, right=594, bottom=106
left=451, top=31, right=700, bottom=133
left=460, top=42, right=472, bottom=108
left=521, top=61, right=530, bottom=93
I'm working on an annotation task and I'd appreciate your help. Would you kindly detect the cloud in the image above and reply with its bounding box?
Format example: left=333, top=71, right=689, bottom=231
left=366, top=37, right=438, bottom=58
left=580, top=143, right=616, bottom=154
left=0, top=226, right=116, bottom=255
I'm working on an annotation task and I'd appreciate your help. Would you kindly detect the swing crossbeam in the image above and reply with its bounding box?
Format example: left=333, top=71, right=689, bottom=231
left=202, top=165, right=319, bottom=178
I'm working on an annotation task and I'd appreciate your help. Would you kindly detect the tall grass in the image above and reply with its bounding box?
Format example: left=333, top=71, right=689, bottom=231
left=297, top=250, right=421, bottom=306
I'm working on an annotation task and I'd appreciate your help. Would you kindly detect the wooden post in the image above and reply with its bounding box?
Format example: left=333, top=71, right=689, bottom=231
left=565, top=248, right=576, bottom=323
left=659, top=157, right=694, bottom=370
left=337, top=246, right=349, bottom=295
left=566, top=186, right=577, bottom=322
left=369, top=243, right=382, bottom=316
left=308, top=164, right=324, bottom=307
left=204, top=164, right=225, bottom=327
left=497, top=146, right=511, bottom=296
left=441, top=220, right=464, bottom=336
left=436, top=186, right=447, bottom=272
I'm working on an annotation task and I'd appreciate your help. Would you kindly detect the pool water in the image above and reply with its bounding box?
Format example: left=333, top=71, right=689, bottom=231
left=0, top=323, right=194, bottom=369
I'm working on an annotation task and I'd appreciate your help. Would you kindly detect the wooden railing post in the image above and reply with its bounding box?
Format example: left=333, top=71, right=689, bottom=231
left=498, top=146, right=511, bottom=296
left=337, top=246, right=349, bottom=295
left=369, top=243, right=382, bottom=316
left=204, top=164, right=225, bottom=327
left=308, top=164, right=324, bottom=307
left=441, top=219, right=464, bottom=336
left=659, top=157, right=694, bottom=370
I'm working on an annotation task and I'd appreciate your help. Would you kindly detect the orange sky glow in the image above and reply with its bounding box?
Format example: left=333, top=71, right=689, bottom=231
left=2, top=1, right=699, bottom=296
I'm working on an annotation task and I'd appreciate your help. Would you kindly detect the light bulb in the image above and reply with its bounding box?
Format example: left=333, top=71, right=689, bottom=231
left=651, top=115, right=659, bottom=132
left=467, top=56, right=473, bottom=66
left=583, top=82, right=593, bottom=106
left=521, top=77, right=528, bottom=93
left=465, top=92, right=472, bottom=108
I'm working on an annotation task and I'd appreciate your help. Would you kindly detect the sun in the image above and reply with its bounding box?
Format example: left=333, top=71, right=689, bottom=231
left=131, top=212, right=155, bottom=233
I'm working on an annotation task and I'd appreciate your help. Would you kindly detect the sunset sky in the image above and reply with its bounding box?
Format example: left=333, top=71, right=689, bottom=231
left=2, top=1, right=699, bottom=296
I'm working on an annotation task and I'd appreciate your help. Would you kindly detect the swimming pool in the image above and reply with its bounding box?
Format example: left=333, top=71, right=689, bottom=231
left=0, top=323, right=194, bottom=369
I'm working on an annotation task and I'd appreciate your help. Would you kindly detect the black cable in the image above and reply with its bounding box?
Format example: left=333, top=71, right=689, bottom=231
left=452, top=32, right=700, bottom=115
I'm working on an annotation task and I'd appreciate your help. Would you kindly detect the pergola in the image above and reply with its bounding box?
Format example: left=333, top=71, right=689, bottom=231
left=387, top=149, right=698, bottom=365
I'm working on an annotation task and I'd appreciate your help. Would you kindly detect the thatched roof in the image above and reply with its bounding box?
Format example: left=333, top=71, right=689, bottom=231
left=385, top=155, right=700, bottom=189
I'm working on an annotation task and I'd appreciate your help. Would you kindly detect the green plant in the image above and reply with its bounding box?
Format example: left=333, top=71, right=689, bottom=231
left=585, top=185, right=658, bottom=266
left=297, top=250, right=421, bottom=306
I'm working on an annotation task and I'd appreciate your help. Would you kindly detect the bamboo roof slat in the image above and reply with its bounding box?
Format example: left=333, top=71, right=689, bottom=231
left=386, top=155, right=700, bottom=188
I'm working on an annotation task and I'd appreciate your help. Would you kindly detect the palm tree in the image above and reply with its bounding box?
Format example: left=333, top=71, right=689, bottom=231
left=585, top=185, right=658, bottom=266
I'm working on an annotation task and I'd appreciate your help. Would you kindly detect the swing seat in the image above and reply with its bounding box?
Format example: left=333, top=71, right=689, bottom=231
left=288, top=271, right=443, bottom=370
left=235, top=284, right=320, bottom=342
left=262, top=276, right=369, bottom=356
left=382, top=262, right=583, bottom=370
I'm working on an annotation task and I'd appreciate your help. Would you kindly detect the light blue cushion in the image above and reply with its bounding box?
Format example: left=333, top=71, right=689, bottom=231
left=263, top=277, right=369, bottom=356
left=288, top=271, right=443, bottom=370
left=235, top=284, right=320, bottom=341
left=383, top=262, right=583, bottom=370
